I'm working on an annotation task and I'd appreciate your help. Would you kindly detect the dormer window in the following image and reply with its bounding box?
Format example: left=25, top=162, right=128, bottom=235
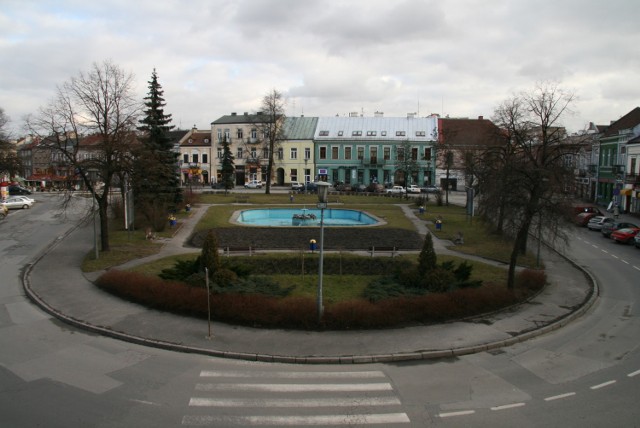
left=319, top=130, right=329, bottom=136
left=352, top=131, right=362, bottom=136
left=396, top=131, right=406, bottom=137
left=415, top=131, right=426, bottom=137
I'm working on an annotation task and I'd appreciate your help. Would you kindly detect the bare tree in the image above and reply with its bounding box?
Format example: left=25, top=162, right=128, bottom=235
left=0, top=107, right=22, bottom=177
left=480, top=82, right=581, bottom=289
left=258, top=89, right=286, bottom=194
left=27, top=60, right=139, bottom=252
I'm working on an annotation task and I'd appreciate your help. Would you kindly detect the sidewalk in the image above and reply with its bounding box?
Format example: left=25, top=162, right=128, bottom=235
left=23, top=201, right=597, bottom=364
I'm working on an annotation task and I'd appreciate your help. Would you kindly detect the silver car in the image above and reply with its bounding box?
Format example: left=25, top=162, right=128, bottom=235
left=1, top=196, right=34, bottom=210
left=587, top=216, right=614, bottom=231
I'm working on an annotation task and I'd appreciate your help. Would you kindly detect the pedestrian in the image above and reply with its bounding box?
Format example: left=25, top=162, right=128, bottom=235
left=614, top=204, right=620, bottom=219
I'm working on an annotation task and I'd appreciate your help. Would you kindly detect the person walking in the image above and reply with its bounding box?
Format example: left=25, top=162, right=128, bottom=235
left=613, top=204, right=620, bottom=219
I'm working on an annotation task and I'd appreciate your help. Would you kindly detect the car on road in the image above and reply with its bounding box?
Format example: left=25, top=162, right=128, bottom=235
left=8, top=185, right=32, bottom=195
left=421, top=185, right=441, bottom=194
left=1, top=196, right=34, bottom=210
left=290, top=181, right=305, bottom=191
left=385, top=185, right=406, bottom=195
left=575, top=212, right=599, bottom=226
left=602, top=221, right=639, bottom=238
left=587, top=216, right=614, bottom=231
left=407, top=184, right=421, bottom=194
left=244, top=180, right=263, bottom=189
left=610, top=227, right=640, bottom=244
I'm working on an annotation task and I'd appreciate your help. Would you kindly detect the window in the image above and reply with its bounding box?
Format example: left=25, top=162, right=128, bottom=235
left=631, top=158, right=637, bottom=175
left=344, top=147, right=352, bottom=160
left=397, top=147, right=405, bottom=161
left=203, top=154, right=208, bottom=164
left=411, top=148, right=418, bottom=160
left=319, top=130, right=329, bottom=136
left=236, top=148, right=243, bottom=158
left=251, top=129, right=257, bottom=139
left=183, top=154, right=188, bottom=163
left=263, top=148, right=270, bottom=159
left=396, top=131, right=406, bottom=137
left=277, top=148, right=283, bottom=160
left=424, top=148, right=432, bottom=160
left=332, top=146, right=339, bottom=159
left=370, top=147, right=378, bottom=164
left=217, top=148, right=222, bottom=158
left=338, top=131, right=344, bottom=136
left=188, top=138, right=193, bottom=144
left=304, top=147, right=311, bottom=159
left=357, top=147, right=364, bottom=160
left=416, top=131, right=426, bottom=137
left=237, top=128, right=243, bottom=139
left=384, top=147, right=390, bottom=160
left=192, top=154, right=199, bottom=163
left=224, top=129, right=230, bottom=140
left=290, top=148, right=298, bottom=159
left=250, top=148, right=257, bottom=159
left=381, top=131, right=387, bottom=136
left=352, top=130, right=362, bottom=136
left=320, top=147, right=327, bottom=159
left=204, top=138, right=209, bottom=143
left=217, top=129, right=222, bottom=141
left=366, top=131, right=377, bottom=136
left=290, top=169, right=298, bottom=181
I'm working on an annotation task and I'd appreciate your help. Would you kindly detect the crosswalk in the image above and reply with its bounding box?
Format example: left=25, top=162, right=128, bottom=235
left=182, top=369, right=410, bottom=426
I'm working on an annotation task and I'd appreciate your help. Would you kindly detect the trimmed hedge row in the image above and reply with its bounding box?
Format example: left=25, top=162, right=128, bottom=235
left=95, top=267, right=546, bottom=330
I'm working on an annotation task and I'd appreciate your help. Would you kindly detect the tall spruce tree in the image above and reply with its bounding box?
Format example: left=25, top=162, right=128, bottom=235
left=417, top=232, right=437, bottom=276
left=220, top=135, right=235, bottom=194
left=134, top=69, right=181, bottom=229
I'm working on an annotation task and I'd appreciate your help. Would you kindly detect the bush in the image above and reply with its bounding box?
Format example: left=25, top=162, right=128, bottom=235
left=516, top=268, right=547, bottom=291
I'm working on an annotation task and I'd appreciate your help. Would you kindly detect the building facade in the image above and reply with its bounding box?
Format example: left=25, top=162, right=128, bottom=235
left=313, top=113, right=438, bottom=186
left=178, top=127, right=214, bottom=186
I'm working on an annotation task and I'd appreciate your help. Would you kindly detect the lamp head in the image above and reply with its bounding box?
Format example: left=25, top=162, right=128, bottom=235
left=317, top=181, right=331, bottom=203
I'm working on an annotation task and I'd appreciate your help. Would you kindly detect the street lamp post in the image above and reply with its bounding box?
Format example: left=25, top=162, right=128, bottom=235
left=316, top=181, right=330, bottom=323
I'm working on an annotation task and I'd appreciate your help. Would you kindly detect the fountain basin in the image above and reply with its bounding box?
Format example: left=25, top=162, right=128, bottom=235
left=233, top=208, right=382, bottom=227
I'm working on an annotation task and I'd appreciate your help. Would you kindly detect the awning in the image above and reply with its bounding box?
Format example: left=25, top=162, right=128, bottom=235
left=620, top=189, right=632, bottom=196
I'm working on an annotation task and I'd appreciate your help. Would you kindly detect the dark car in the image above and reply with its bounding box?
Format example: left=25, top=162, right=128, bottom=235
left=9, top=185, right=31, bottom=195
left=575, top=212, right=599, bottom=226
left=421, top=185, right=441, bottom=194
left=602, top=221, right=639, bottom=238
left=303, top=182, right=318, bottom=193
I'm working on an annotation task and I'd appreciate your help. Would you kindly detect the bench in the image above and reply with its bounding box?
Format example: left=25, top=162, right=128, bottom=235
left=234, top=195, right=250, bottom=203
left=223, top=246, right=255, bottom=256
left=368, top=246, right=398, bottom=257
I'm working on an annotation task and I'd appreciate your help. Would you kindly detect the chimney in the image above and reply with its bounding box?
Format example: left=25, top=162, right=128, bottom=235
left=231, top=112, right=237, bottom=116
left=374, top=111, right=384, bottom=118
left=478, top=116, right=483, bottom=120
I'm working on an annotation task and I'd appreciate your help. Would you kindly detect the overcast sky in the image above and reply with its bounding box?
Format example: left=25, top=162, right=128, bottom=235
left=1, top=0, right=639, bottom=136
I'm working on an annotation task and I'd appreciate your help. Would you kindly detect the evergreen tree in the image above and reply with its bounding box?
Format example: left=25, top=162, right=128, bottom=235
left=200, top=229, right=221, bottom=277
left=133, top=69, right=181, bottom=229
left=417, top=232, right=437, bottom=276
left=220, top=135, right=235, bottom=194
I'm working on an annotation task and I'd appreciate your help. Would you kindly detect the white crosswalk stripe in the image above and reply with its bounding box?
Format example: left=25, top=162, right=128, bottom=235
left=182, top=369, right=410, bottom=426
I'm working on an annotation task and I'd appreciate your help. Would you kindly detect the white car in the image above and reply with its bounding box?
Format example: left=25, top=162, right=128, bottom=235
left=1, top=196, right=34, bottom=210
left=385, top=186, right=406, bottom=194
left=244, top=180, right=263, bottom=189
left=407, top=185, right=421, bottom=194
left=587, top=216, right=614, bottom=231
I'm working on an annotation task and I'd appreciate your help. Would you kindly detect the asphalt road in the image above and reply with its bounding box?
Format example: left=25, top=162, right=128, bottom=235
left=1, top=193, right=640, bottom=427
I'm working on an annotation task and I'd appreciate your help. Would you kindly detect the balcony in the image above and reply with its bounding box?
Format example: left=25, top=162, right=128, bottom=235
left=625, top=174, right=640, bottom=184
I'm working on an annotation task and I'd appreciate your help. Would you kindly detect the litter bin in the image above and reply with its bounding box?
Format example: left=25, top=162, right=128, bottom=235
left=435, top=219, right=442, bottom=231
left=419, top=206, right=425, bottom=215
left=309, top=239, right=317, bottom=252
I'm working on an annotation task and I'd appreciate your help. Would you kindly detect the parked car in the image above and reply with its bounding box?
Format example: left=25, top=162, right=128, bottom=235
left=421, top=185, right=441, bottom=194
left=8, top=185, right=32, bottom=195
left=303, top=182, right=318, bottom=193
left=354, top=184, right=368, bottom=192
left=290, top=181, right=304, bottom=191
left=610, top=227, right=640, bottom=244
left=602, top=221, right=639, bottom=238
left=11, top=195, right=35, bottom=204
left=1, top=196, right=34, bottom=210
left=244, top=180, right=263, bottom=189
left=571, top=204, right=602, bottom=216
left=635, top=233, right=640, bottom=249
left=385, top=185, right=406, bottom=195
left=587, top=216, right=614, bottom=231
left=366, top=183, right=385, bottom=193
left=407, top=184, right=421, bottom=194
left=575, top=212, right=599, bottom=226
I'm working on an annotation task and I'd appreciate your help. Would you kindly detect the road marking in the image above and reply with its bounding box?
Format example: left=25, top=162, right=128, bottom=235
left=195, top=383, right=394, bottom=392
left=439, top=410, right=475, bottom=418
left=622, top=260, right=629, bottom=264
left=182, top=413, right=411, bottom=425
left=592, top=244, right=599, bottom=249
left=544, top=392, right=575, bottom=401
left=602, top=250, right=609, bottom=254
left=591, top=380, right=616, bottom=390
left=189, top=397, right=402, bottom=407
left=611, top=255, right=619, bottom=259
left=627, top=369, right=640, bottom=377
left=634, top=266, right=640, bottom=272
left=200, top=370, right=386, bottom=379
left=491, top=403, right=526, bottom=411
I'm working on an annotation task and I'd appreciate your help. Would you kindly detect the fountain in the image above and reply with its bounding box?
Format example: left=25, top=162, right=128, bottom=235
left=291, top=207, right=317, bottom=226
